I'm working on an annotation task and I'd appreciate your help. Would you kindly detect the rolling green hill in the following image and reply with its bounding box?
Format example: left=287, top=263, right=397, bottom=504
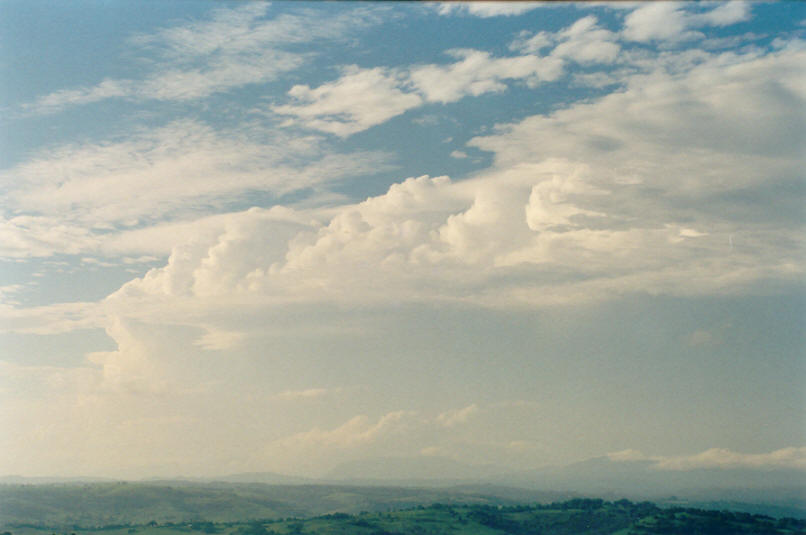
left=0, top=483, right=570, bottom=527
left=2, top=500, right=804, bottom=535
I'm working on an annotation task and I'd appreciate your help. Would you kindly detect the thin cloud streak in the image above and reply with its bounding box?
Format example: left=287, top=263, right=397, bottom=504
left=22, top=4, right=386, bottom=115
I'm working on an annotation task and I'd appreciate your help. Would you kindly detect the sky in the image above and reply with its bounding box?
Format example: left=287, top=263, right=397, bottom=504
left=0, top=0, right=804, bottom=480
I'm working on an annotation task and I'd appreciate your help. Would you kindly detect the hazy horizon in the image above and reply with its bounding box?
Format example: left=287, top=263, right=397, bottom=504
left=1, top=1, right=804, bottom=482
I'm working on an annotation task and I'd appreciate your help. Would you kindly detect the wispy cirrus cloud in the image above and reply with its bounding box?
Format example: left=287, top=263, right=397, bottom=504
left=23, top=4, right=384, bottom=115
left=0, top=119, right=392, bottom=258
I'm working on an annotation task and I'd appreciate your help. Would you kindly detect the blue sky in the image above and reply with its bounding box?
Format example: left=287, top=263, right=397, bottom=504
left=0, top=1, right=804, bottom=479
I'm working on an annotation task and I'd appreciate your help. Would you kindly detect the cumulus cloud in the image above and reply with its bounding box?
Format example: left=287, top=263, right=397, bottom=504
left=85, top=318, right=165, bottom=394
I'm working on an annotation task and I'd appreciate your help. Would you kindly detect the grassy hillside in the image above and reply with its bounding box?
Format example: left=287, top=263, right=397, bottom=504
left=3, top=500, right=804, bottom=535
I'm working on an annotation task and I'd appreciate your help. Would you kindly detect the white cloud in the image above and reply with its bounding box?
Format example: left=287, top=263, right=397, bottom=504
left=0, top=215, right=99, bottom=259
left=699, top=1, right=751, bottom=27
left=273, top=50, right=564, bottom=136
left=0, top=300, right=104, bottom=335
left=512, top=16, right=620, bottom=65
left=509, top=31, right=553, bottom=55
left=435, top=2, right=543, bottom=18
left=137, top=52, right=303, bottom=101
left=524, top=168, right=607, bottom=231
left=469, top=46, right=806, bottom=184
left=622, top=1, right=753, bottom=43
left=5, top=120, right=331, bottom=222
left=609, top=447, right=806, bottom=471
left=31, top=80, right=131, bottom=112
left=550, top=16, right=620, bottom=64
left=622, top=3, right=692, bottom=43
left=85, top=318, right=166, bottom=394
left=273, top=66, right=422, bottom=137
left=410, top=49, right=563, bottom=103
left=101, top=211, right=300, bottom=257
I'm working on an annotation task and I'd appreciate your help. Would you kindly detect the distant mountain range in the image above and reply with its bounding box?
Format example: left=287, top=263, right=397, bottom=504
left=3, top=455, right=804, bottom=519
left=325, top=455, right=504, bottom=483
left=0, top=475, right=115, bottom=484
left=494, top=455, right=806, bottom=493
